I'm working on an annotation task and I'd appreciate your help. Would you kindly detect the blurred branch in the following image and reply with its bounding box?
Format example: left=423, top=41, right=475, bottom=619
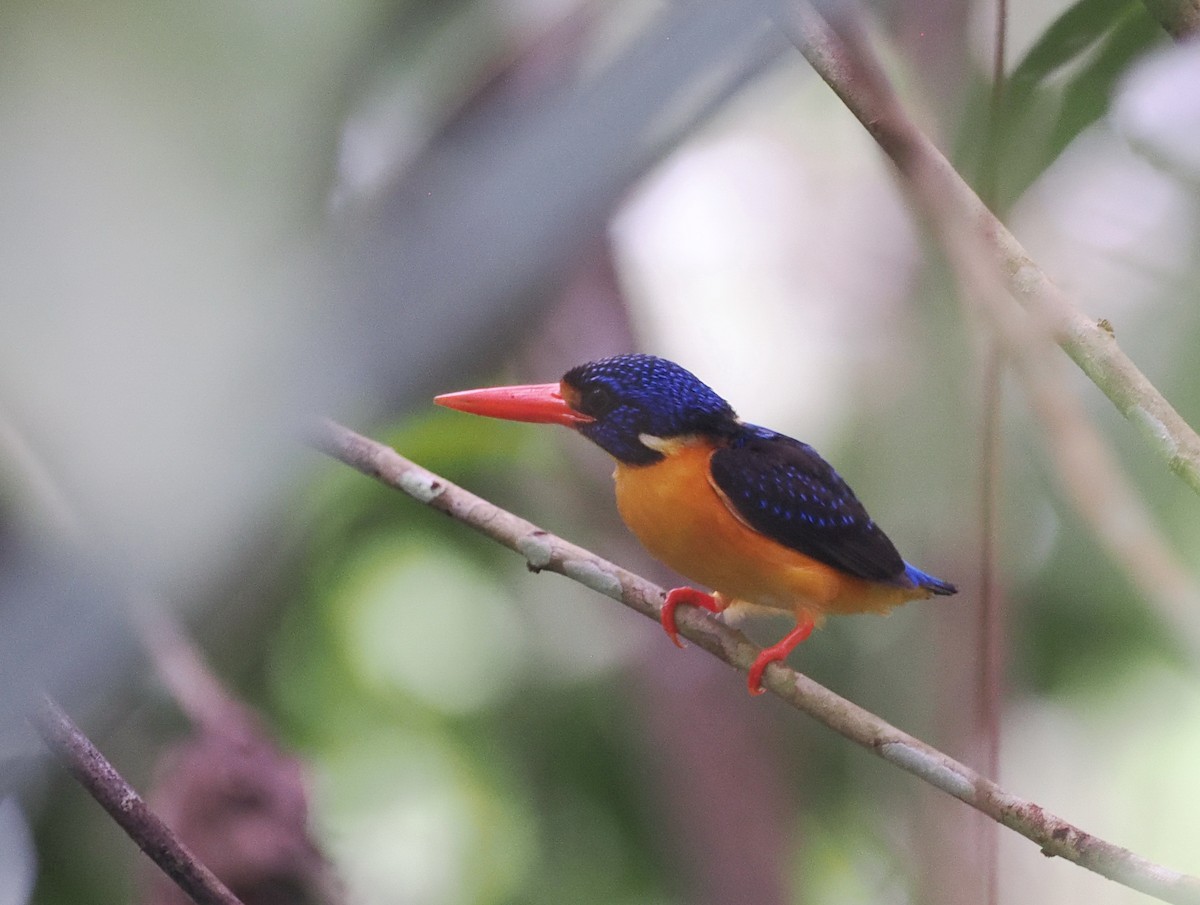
left=311, top=419, right=1200, bottom=905
left=1139, top=0, right=1200, bottom=38
left=29, top=696, right=244, bottom=905
left=769, top=1, right=1200, bottom=653
left=1, top=410, right=341, bottom=905
left=980, top=4, right=1008, bottom=903
left=135, top=610, right=344, bottom=905
left=955, top=215, right=1200, bottom=649
left=768, top=0, right=1200, bottom=498
left=135, top=604, right=259, bottom=737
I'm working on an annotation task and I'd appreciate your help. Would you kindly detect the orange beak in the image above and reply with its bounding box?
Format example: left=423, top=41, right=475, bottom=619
left=434, top=382, right=594, bottom=428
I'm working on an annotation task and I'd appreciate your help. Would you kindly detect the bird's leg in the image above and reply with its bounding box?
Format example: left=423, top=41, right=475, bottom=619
left=660, top=587, right=722, bottom=648
left=747, top=617, right=815, bottom=695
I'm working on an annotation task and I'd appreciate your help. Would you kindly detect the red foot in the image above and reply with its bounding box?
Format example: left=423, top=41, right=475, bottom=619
left=747, top=618, right=815, bottom=695
left=660, top=587, right=721, bottom=648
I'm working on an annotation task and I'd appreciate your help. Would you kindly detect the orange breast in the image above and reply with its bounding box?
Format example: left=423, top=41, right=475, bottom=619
left=612, top=440, right=923, bottom=620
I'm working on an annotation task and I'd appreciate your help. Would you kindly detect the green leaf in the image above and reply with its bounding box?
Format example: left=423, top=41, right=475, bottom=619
left=1049, top=7, right=1166, bottom=155
left=977, top=0, right=1165, bottom=207
left=1008, top=0, right=1137, bottom=93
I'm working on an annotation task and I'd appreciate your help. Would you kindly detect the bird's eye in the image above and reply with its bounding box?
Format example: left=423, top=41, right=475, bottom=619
left=581, top=384, right=616, bottom=416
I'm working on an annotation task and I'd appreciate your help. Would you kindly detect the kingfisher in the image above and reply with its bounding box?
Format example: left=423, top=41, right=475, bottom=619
left=435, top=353, right=956, bottom=694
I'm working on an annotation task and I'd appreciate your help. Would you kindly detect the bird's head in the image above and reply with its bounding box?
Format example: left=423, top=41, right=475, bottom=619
left=435, top=354, right=738, bottom=465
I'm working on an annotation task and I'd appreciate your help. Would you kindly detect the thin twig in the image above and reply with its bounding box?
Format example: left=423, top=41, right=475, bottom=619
left=990, top=0, right=1007, bottom=118
left=310, top=418, right=1200, bottom=905
left=133, top=602, right=260, bottom=738
left=1, top=410, right=338, bottom=904
left=770, top=0, right=1200, bottom=657
left=29, top=696, right=245, bottom=905
left=770, top=0, right=1200, bottom=497
left=981, top=5, right=1008, bottom=905
left=978, top=346, right=1005, bottom=905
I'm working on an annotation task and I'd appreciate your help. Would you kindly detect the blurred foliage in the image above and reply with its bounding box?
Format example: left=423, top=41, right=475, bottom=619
left=964, top=0, right=1167, bottom=207
left=10, top=1, right=1200, bottom=904
left=1015, top=501, right=1185, bottom=698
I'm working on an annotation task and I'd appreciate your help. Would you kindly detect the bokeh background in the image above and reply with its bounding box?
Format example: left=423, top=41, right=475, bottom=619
left=2, top=0, right=1200, bottom=904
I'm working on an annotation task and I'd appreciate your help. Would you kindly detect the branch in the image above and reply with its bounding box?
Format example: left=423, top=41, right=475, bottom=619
left=768, top=1, right=1200, bottom=655
left=769, top=0, right=1200, bottom=497
left=310, top=418, right=1200, bottom=905
left=29, top=696, right=245, bottom=905
left=134, top=603, right=262, bottom=737
left=0, top=410, right=340, bottom=905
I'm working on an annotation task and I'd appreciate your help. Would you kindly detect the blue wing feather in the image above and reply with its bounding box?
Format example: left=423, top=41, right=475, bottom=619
left=903, top=562, right=957, bottom=595
left=709, top=425, right=910, bottom=585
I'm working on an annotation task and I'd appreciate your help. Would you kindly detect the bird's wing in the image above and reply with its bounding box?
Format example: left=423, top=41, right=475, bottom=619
left=708, top=427, right=907, bottom=584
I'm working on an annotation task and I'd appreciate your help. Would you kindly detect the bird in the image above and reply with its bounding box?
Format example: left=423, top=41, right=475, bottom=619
left=435, top=353, right=956, bottom=694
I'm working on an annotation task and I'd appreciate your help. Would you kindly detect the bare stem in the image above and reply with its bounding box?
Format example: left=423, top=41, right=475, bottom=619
left=981, top=4, right=1009, bottom=903
left=29, top=696, right=245, bottom=905
left=770, top=0, right=1200, bottom=656
left=978, top=345, right=1005, bottom=905
left=770, top=0, right=1200, bottom=497
left=310, top=418, right=1200, bottom=905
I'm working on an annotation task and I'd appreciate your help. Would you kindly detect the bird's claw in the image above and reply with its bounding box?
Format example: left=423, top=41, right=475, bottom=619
left=660, top=587, right=720, bottom=648
left=747, top=651, right=780, bottom=695
left=745, top=618, right=816, bottom=695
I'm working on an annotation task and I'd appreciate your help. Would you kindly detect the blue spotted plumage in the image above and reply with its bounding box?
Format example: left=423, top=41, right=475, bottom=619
left=564, top=355, right=737, bottom=466
left=710, top=426, right=907, bottom=585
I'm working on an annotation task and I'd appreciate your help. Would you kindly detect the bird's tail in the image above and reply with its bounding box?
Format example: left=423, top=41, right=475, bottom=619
left=904, top=562, right=957, bottom=596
